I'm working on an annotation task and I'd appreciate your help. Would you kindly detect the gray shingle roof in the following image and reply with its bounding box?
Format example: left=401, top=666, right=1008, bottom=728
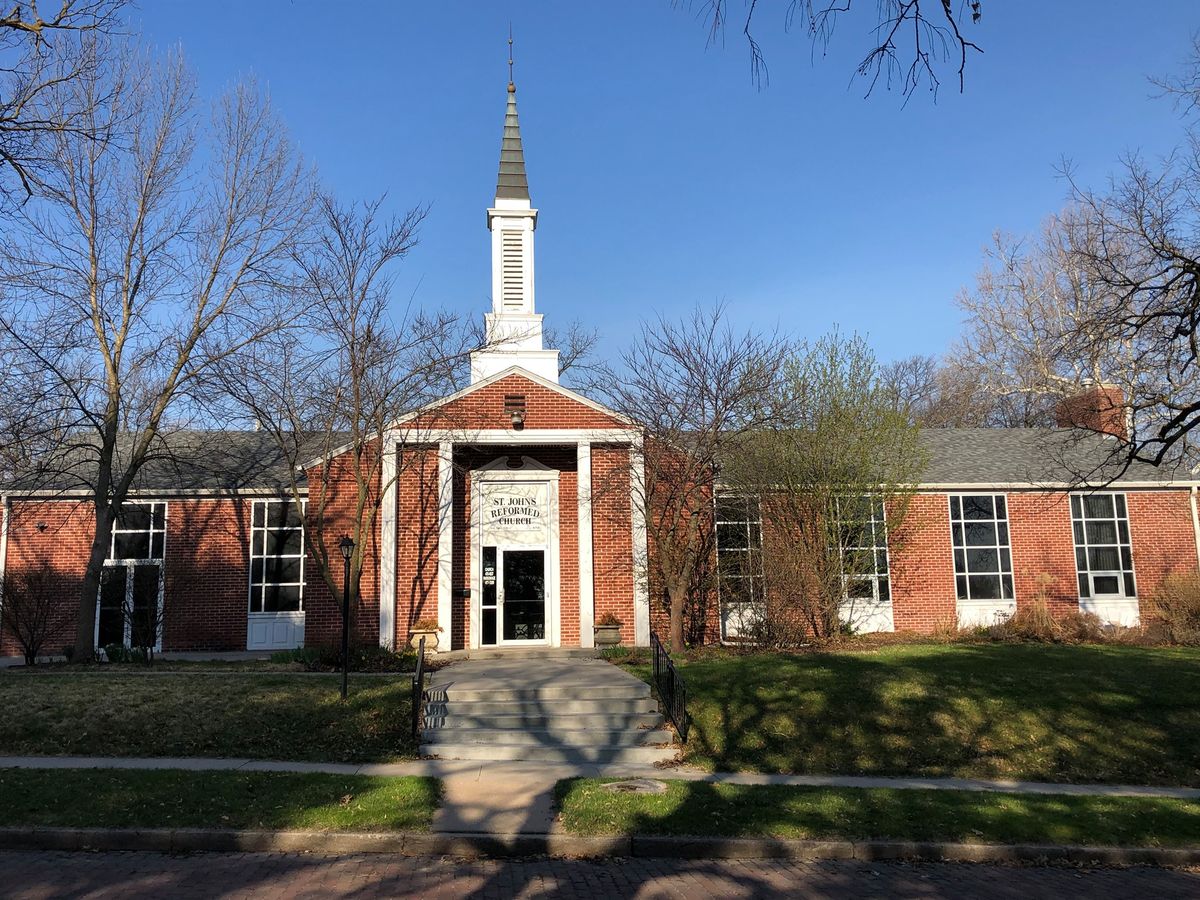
left=917, top=427, right=1189, bottom=486
left=4, top=430, right=342, bottom=496
left=6, top=426, right=1190, bottom=498
left=495, top=83, right=530, bottom=201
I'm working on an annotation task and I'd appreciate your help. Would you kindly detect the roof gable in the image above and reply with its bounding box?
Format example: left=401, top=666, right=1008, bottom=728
left=395, top=366, right=632, bottom=433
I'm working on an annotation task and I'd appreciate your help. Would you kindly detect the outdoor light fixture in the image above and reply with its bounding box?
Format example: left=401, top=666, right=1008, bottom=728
left=338, top=535, right=355, bottom=700
left=510, top=407, right=525, bottom=429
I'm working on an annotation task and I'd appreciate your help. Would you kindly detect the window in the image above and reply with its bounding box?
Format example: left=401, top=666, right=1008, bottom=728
left=715, top=493, right=764, bottom=607
left=249, top=499, right=305, bottom=613
left=949, top=494, right=1013, bottom=602
left=837, top=496, right=890, bottom=603
left=98, top=501, right=166, bottom=649
left=1071, top=493, right=1136, bottom=598
left=109, top=501, right=166, bottom=561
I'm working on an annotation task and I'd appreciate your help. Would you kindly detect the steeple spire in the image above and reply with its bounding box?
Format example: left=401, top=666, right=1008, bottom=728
left=472, top=37, right=558, bottom=385
left=496, top=31, right=529, bottom=203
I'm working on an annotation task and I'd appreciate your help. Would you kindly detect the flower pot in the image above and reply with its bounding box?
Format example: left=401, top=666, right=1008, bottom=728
left=594, top=624, right=622, bottom=648
left=409, top=630, right=439, bottom=653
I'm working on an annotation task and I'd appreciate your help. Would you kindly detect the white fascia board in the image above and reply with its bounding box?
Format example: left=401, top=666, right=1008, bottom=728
left=390, top=427, right=639, bottom=446
left=914, top=481, right=1200, bottom=491
left=6, top=486, right=309, bottom=500
left=710, top=479, right=1198, bottom=493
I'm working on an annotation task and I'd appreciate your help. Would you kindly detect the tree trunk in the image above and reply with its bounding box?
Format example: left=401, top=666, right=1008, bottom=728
left=668, top=580, right=687, bottom=654
left=75, top=509, right=116, bottom=660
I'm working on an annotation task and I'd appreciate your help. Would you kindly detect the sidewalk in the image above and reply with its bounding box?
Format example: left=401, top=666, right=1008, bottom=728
left=3, top=754, right=1199, bottom=836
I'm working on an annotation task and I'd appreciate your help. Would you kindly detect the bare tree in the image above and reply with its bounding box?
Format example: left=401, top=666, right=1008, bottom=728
left=723, top=332, right=926, bottom=643
left=880, top=353, right=994, bottom=427
left=600, top=305, right=791, bottom=652
left=0, top=558, right=76, bottom=664
left=217, top=194, right=473, bottom=645
left=945, top=213, right=1161, bottom=429
left=0, top=1, right=125, bottom=200
left=684, top=0, right=984, bottom=98
left=0, top=40, right=312, bottom=659
left=1062, top=164, right=1200, bottom=466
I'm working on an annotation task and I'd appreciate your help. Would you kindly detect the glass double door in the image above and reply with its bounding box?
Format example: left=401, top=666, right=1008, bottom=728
left=97, top=562, right=161, bottom=649
left=481, top=546, right=547, bottom=645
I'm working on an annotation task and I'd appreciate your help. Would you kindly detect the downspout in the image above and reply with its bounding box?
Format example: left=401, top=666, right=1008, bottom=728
left=1191, top=487, right=1200, bottom=570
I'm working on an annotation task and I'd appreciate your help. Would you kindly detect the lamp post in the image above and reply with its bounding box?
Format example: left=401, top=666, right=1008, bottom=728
left=338, top=535, right=355, bottom=701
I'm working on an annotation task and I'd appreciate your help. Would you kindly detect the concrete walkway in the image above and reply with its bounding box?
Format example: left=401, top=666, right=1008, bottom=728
left=8, top=754, right=1200, bottom=800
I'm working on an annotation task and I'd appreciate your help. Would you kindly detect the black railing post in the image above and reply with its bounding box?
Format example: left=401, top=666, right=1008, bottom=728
left=650, top=631, right=690, bottom=743
left=411, top=636, right=426, bottom=742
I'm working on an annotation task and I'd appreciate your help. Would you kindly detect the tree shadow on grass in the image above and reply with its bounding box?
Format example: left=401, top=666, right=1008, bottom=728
left=681, top=644, right=1200, bottom=786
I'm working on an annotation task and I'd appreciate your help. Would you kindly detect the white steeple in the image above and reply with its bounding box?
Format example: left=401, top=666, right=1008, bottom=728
left=469, top=74, right=560, bottom=385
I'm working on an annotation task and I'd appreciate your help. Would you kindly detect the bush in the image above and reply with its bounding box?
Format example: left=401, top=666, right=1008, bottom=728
left=268, top=645, right=415, bottom=672
left=102, top=644, right=148, bottom=665
left=269, top=647, right=323, bottom=669
left=987, top=599, right=1106, bottom=645
left=1149, top=573, right=1200, bottom=645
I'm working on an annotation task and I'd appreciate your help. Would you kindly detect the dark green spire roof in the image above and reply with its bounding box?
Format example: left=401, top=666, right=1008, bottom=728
left=496, top=82, right=530, bottom=202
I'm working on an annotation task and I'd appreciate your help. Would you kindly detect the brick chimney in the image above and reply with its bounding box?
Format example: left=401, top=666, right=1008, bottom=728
left=1054, top=383, right=1128, bottom=441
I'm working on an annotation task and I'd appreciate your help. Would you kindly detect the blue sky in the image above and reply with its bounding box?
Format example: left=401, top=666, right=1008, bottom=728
left=134, top=1, right=1199, bottom=364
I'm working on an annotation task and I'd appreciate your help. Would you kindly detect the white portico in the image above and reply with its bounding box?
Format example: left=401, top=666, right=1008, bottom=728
left=376, top=77, right=650, bottom=654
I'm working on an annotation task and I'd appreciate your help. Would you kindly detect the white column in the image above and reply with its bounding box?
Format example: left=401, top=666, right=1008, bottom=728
left=0, top=496, right=10, bottom=615
left=577, top=442, right=594, bottom=648
left=630, top=438, right=651, bottom=647
left=437, top=441, right=454, bottom=640
left=377, top=438, right=397, bottom=649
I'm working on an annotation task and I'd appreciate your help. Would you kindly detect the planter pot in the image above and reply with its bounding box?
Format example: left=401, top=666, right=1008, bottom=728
left=594, top=624, right=623, bottom=648
left=409, top=630, right=440, bottom=653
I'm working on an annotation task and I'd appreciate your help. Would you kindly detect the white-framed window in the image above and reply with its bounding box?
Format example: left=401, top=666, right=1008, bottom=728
left=98, top=501, right=167, bottom=649
left=949, top=494, right=1014, bottom=602
left=109, top=501, right=166, bottom=562
left=836, top=495, right=890, bottom=603
left=1071, top=493, right=1136, bottom=599
left=715, top=492, right=764, bottom=607
left=249, top=499, right=305, bottom=613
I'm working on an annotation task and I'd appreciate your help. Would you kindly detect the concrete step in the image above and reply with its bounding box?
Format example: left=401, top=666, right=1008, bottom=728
left=423, top=712, right=666, bottom=731
left=419, top=742, right=680, bottom=765
left=421, top=727, right=675, bottom=747
left=429, top=683, right=651, bottom=702
left=423, top=697, right=660, bottom=717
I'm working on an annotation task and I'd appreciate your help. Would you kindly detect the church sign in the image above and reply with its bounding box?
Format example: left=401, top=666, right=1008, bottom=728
left=480, top=481, right=550, bottom=546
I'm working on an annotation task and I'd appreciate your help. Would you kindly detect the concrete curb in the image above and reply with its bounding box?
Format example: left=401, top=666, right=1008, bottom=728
left=0, top=827, right=1196, bottom=867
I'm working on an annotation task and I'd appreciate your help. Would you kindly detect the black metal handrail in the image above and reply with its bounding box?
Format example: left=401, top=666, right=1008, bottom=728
left=410, top=637, right=426, bottom=741
left=650, top=631, right=690, bottom=743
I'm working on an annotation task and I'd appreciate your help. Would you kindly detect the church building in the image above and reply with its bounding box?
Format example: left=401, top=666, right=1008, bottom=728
left=2, top=78, right=1199, bottom=661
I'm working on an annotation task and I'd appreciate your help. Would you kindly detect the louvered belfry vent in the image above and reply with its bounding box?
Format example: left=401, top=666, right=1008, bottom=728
left=504, top=394, right=526, bottom=415
left=501, top=230, right=523, bottom=310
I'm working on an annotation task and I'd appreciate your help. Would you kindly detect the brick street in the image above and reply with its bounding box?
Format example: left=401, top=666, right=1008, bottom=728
left=2, top=851, right=1199, bottom=899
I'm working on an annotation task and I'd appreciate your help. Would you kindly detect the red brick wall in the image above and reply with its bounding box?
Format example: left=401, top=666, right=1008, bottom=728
left=592, top=445, right=637, bottom=645
left=761, top=488, right=1200, bottom=636
left=393, top=446, right=440, bottom=647
left=1128, top=490, right=1199, bottom=602
left=1, top=497, right=257, bottom=654
left=303, top=451, right=382, bottom=649
left=886, top=493, right=959, bottom=632
left=1, top=499, right=93, bottom=656
left=407, top=373, right=625, bottom=432
left=161, top=498, right=252, bottom=651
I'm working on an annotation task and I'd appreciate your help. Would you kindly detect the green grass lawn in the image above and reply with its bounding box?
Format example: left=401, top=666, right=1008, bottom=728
left=0, top=768, right=439, bottom=831
left=621, top=643, right=1200, bottom=785
left=557, top=779, right=1200, bottom=847
left=0, top=673, right=415, bottom=762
